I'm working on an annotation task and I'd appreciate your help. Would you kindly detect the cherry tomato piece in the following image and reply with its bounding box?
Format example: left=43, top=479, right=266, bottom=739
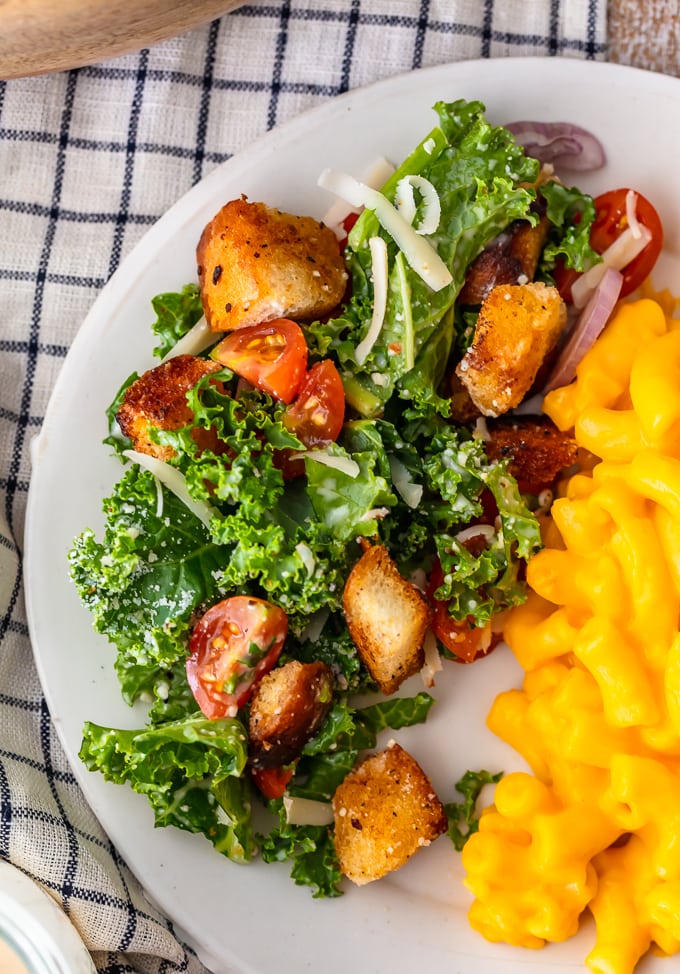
left=551, top=260, right=581, bottom=304
left=426, top=558, right=500, bottom=664
left=277, top=359, right=345, bottom=478
left=589, top=189, right=663, bottom=298
left=338, top=211, right=360, bottom=249
left=186, top=596, right=288, bottom=719
left=212, top=318, right=308, bottom=403
left=251, top=765, right=295, bottom=800
left=282, top=359, right=345, bottom=448
left=553, top=188, right=663, bottom=303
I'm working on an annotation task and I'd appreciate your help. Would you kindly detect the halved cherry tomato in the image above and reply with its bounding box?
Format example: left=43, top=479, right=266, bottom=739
left=212, top=318, right=308, bottom=403
left=251, top=764, right=295, bottom=800
left=553, top=188, right=663, bottom=303
left=282, top=359, right=345, bottom=448
left=186, top=596, right=288, bottom=719
left=338, top=211, right=360, bottom=249
left=426, top=558, right=501, bottom=664
left=277, top=359, right=346, bottom=478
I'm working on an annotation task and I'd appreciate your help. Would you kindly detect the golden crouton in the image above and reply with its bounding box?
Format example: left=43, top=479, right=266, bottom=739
left=343, top=544, right=432, bottom=695
left=196, top=197, right=348, bottom=333
left=249, top=660, right=334, bottom=769
left=459, top=213, right=551, bottom=305
left=332, top=742, right=448, bottom=886
left=448, top=371, right=481, bottom=424
left=484, top=416, right=578, bottom=495
left=117, top=354, right=222, bottom=461
left=455, top=282, right=567, bottom=417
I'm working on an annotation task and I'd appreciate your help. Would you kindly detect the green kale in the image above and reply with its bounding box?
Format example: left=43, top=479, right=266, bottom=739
left=258, top=808, right=343, bottom=898
left=69, top=466, right=225, bottom=705
left=80, top=713, right=254, bottom=862
left=309, top=98, right=540, bottom=415
left=258, top=691, right=436, bottom=895
left=151, top=283, right=205, bottom=358
left=539, top=179, right=600, bottom=276
left=103, top=372, right=138, bottom=456
left=445, top=769, right=503, bottom=851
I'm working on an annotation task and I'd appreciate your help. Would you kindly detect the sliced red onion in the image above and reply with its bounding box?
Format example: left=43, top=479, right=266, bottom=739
left=505, top=121, right=606, bottom=172
left=542, top=266, right=623, bottom=393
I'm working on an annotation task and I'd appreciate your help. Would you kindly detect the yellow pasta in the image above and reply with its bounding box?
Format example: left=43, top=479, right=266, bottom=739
left=573, top=617, right=660, bottom=727
left=587, top=837, right=660, bottom=974
left=664, top=634, right=680, bottom=734
left=550, top=495, right=612, bottom=553
left=544, top=299, right=667, bottom=432
left=463, top=298, right=680, bottom=973
left=630, top=329, right=680, bottom=453
left=575, top=406, right=644, bottom=462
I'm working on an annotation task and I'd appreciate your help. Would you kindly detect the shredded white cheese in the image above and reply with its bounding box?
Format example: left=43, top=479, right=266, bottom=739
left=160, top=315, right=216, bottom=363
left=323, top=157, right=396, bottom=238
left=394, top=174, right=441, bottom=235
left=360, top=506, right=390, bottom=521
left=317, top=167, right=452, bottom=292
left=290, top=449, right=360, bottom=478
left=625, top=189, right=643, bottom=239
left=472, top=416, right=490, bottom=441
left=388, top=454, right=423, bottom=508
left=572, top=203, right=652, bottom=308
left=354, top=236, right=388, bottom=365
left=295, top=542, right=316, bottom=577
left=420, top=629, right=443, bottom=689
left=299, top=607, right=330, bottom=643
left=123, top=450, right=217, bottom=529
left=283, top=795, right=335, bottom=827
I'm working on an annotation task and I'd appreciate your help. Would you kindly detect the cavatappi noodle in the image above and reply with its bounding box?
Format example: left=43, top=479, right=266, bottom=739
left=462, top=296, right=680, bottom=974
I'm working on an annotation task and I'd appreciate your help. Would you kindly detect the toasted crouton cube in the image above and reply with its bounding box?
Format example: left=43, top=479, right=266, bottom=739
left=332, top=742, right=447, bottom=885
left=197, top=198, right=348, bottom=332
left=249, top=660, right=334, bottom=769
left=116, top=354, right=222, bottom=461
left=484, top=416, right=578, bottom=495
left=458, top=214, right=551, bottom=305
left=455, top=282, right=567, bottom=417
left=343, top=544, right=432, bottom=695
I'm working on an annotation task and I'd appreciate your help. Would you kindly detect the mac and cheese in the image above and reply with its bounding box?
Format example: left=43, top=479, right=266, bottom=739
left=462, top=298, right=680, bottom=973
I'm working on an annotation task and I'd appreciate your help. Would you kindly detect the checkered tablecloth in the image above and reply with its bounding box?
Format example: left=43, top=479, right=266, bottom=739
left=0, top=2, right=608, bottom=971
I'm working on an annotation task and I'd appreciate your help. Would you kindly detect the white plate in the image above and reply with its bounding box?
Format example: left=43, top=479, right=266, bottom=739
left=25, top=57, right=680, bottom=974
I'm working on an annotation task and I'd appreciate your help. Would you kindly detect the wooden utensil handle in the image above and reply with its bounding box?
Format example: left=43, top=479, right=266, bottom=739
left=0, top=0, right=245, bottom=80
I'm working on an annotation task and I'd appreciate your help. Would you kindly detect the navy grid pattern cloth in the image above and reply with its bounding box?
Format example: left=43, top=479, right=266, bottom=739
left=0, top=1, right=606, bottom=971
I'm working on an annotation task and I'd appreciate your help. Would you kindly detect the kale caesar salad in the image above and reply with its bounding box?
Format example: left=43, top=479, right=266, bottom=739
left=68, top=98, right=629, bottom=895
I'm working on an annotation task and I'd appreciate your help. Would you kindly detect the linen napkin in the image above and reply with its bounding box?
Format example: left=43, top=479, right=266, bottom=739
left=0, top=2, right=607, bottom=971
